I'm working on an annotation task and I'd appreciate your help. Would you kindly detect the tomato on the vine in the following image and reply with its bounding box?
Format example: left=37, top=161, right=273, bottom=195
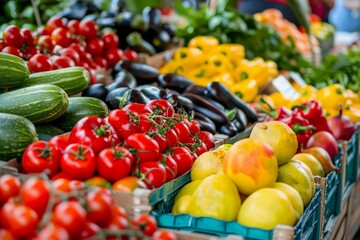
left=197, top=131, right=215, bottom=150
left=51, top=27, right=72, bottom=47
left=172, top=122, right=191, bottom=144
left=146, top=99, right=174, bottom=117
left=122, top=103, right=153, bottom=115
left=112, top=176, right=147, bottom=192
left=79, top=19, right=98, bottom=40
left=0, top=229, right=15, bottom=240
left=101, top=32, right=119, bottom=50
left=61, top=143, right=96, bottom=180
left=87, top=38, right=104, bottom=56
left=21, top=29, right=35, bottom=46
left=68, top=20, right=80, bottom=34
left=85, top=176, right=112, bottom=189
left=37, top=224, right=70, bottom=240
left=22, top=46, right=39, bottom=60
left=133, top=161, right=166, bottom=189
left=123, top=49, right=139, bottom=61
left=51, top=56, right=76, bottom=70
left=104, top=47, right=123, bottom=68
left=46, top=16, right=65, bottom=33
left=2, top=46, right=22, bottom=58
left=153, top=133, right=168, bottom=153
left=0, top=41, right=6, bottom=51
left=93, top=56, right=108, bottom=69
left=78, top=221, right=100, bottom=240
left=85, top=190, right=113, bottom=227
left=153, top=230, right=178, bottom=240
left=164, top=128, right=178, bottom=148
left=131, top=214, right=158, bottom=237
left=125, top=133, right=160, bottom=163
left=59, top=48, right=80, bottom=65
left=28, top=54, right=52, bottom=73
left=157, top=153, right=178, bottom=182
left=170, top=147, right=194, bottom=177
left=0, top=175, right=21, bottom=206
left=108, top=109, right=140, bottom=140
left=37, top=35, right=55, bottom=52
left=2, top=25, right=23, bottom=47
left=188, top=119, right=201, bottom=135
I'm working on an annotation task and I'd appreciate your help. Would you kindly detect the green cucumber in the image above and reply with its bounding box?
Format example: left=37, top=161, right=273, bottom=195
left=0, top=84, right=69, bottom=124
left=35, top=124, right=65, bottom=141
left=0, top=52, right=30, bottom=88
left=0, top=113, right=38, bottom=161
left=53, top=97, right=109, bottom=132
left=20, top=67, right=90, bottom=96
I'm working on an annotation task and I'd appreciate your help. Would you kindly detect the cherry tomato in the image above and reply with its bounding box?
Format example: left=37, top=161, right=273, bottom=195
left=0, top=203, right=39, bottom=238
left=51, top=56, right=76, bottom=70
left=51, top=27, right=72, bottom=47
left=153, top=133, right=168, bottom=153
left=197, top=131, right=215, bottom=150
left=52, top=178, right=72, bottom=192
left=20, top=178, right=50, bottom=218
left=172, top=122, right=191, bottom=144
left=2, top=25, right=23, bottom=47
left=122, top=103, right=153, bottom=115
left=164, top=129, right=178, bottom=148
left=46, top=16, right=65, bottom=33
left=37, top=35, right=55, bottom=52
left=131, top=214, right=158, bottom=237
left=49, top=134, right=70, bottom=152
left=139, top=114, right=154, bottom=133
left=59, top=47, right=80, bottom=65
left=86, top=38, right=104, bottom=56
left=28, top=54, right=52, bottom=72
left=0, top=175, right=21, bottom=206
left=85, top=176, right=112, bottom=189
left=69, top=116, right=119, bottom=154
left=123, top=49, right=139, bottom=61
left=0, top=40, right=6, bottom=51
left=134, top=161, right=166, bottom=189
left=78, top=221, right=100, bottom=240
left=153, top=230, right=178, bottom=240
left=21, top=29, right=35, bottom=46
left=170, top=147, right=193, bottom=177
left=0, top=229, right=15, bottom=240
left=93, top=56, right=108, bottom=69
left=22, top=140, right=60, bottom=176
left=189, top=119, right=201, bottom=135
left=108, top=109, right=140, bottom=140
left=104, top=47, right=123, bottom=68
left=2, top=46, right=22, bottom=58
left=97, top=146, right=134, bottom=182
left=86, top=190, right=113, bottom=227
left=158, top=153, right=178, bottom=182
left=146, top=99, right=174, bottom=117
left=52, top=201, right=86, bottom=236
left=101, top=32, right=119, bottom=50
left=51, top=172, right=72, bottom=181
left=195, top=142, right=208, bottom=157
left=112, top=176, right=146, bottom=192
left=79, top=19, right=98, bottom=40
left=70, top=43, right=87, bottom=59
left=22, top=46, right=39, bottom=61
left=125, top=133, right=160, bottom=163
left=36, top=26, right=50, bottom=35
left=61, top=143, right=96, bottom=180
left=68, top=19, right=80, bottom=34
left=37, top=224, right=69, bottom=240
left=106, top=215, right=128, bottom=231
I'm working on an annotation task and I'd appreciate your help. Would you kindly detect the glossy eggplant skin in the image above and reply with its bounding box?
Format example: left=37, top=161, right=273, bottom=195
left=107, top=70, right=137, bottom=91
left=135, top=85, right=167, bottom=100
left=202, top=97, right=225, bottom=112
left=157, top=74, right=194, bottom=93
left=183, top=84, right=206, bottom=96
left=194, top=112, right=216, bottom=134
left=121, top=89, right=150, bottom=107
left=166, top=93, right=194, bottom=112
left=205, top=82, right=258, bottom=123
left=142, top=7, right=161, bottom=26
left=121, top=60, right=159, bottom=85
left=182, top=93, right=229, bottom=126
left=126, top=32, right=156, bottom=56
left=82, top=83, right=108, bottom=101
left=219, top=122, right=238, bottom=137
left=105, top=87, right=129, bottom=110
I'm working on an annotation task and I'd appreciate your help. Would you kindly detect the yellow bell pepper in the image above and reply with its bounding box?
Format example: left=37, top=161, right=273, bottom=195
left=324, top=108, right=339, bottom=119
left=269, top=92, right=290, bottom=108
left=173, top=47, right=204, bottom=66
left=232, top=79, right=258, bottom=102
left=296, top=85, right=317, bottom=101
left=188, top=36, right=219, bottom=54
left=183, top=67, right=210, bottom=87
left=205, top=54, right=233, bottom=77
left=316, top=84, right=347, bottom=109
left=216, top=44, right=245, bottom=65
left=343, top=106, right=360, bottom=122
left=211, top=72, right=235, bottom=91
left=344, top=89, right=360, bottom=104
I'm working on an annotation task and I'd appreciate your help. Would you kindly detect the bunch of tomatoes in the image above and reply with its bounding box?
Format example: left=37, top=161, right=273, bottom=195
left=0, top=174, right=178, bottom=240
left=0, top=16, right=138, bottom=83
left=21, top=99, right=215, bottom=190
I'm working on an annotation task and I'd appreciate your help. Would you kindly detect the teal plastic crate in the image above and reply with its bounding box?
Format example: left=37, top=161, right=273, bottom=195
left=153, top=188, right=322, bottom=240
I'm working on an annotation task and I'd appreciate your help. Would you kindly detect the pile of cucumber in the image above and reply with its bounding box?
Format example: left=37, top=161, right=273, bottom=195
left=0, top=53, right=109, bottom=161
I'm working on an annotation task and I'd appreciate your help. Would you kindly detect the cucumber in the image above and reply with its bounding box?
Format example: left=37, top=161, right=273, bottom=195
left=0, top=53, right=30, bottom=88
left=20, top=67, right=90, bottom=96
left=0, top=84, right=69, bottom=124
left=35, top=124, right=65, bottom=141
left=53, top=97, right=109, bottom=132
left=0, top=113, right=38, bottom=161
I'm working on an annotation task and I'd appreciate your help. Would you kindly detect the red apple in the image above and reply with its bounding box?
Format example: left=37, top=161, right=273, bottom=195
left=306, top=131, right=339, bottom=160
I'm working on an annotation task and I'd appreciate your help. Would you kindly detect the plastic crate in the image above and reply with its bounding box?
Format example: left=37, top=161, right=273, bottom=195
left=153, top=189, right=322, bottom=240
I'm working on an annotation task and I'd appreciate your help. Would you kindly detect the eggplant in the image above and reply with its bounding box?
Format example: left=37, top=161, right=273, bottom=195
left=219, top=122, right=238, bottom=137
left=142, top=7, right=161, bottom=26
left=161, top=22, right=176, bottom=38
left=235, top=108, right=247, bottom=128
left=121, top=89, right=150, bottom=107
left=107, top=70, right=137, bottom=91
left=202, top=97, right=225, bottom=112
left=142, top=26, right=171, bottom=51
left=183, top=84, right=206, bottom=96
left=194, top=112, right=217, bottom=134
left=96, top=17, right=116, bottom=28
left=83, top=14, right=98, bottom=21
left=182, top=93, right=229, bottom=126
left=105, top=87, right=129, bottom=109
left=112, top=62, right=124, bottom=78
left=157, top=74, right=194, bottom=93
left=205, top=82, right=258, bottom=123
left=82, top=83, right=108, bottom=101
left=166, top=94, right=194, bottom=112
left=136, top=85, right=167, bottom=100
left=194, top=119, right=216, bottom=134
left=121, top=60, right=159, bottom=85
left=116, top=12, right=147, bottom=48
left=108, top=0, right=125, bottom=15
left=60, top=2, right=87, bottom=20
left=126, top=32, right=156, bottom=56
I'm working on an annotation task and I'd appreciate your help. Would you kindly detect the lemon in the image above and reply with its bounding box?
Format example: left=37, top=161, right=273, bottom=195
left=238, top=188, right=297, bottom=230
left=250, top=121, right=298, bottom=166
left=191, top=148, right=226, bottom=181
left=174, top=180, right=202, bottom=202
left=273, top=182, right=304, bottom=219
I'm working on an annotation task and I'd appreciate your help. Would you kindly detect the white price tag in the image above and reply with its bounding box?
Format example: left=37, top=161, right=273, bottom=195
left=272, top=75, right=300, bottom=100
left=289, top=72, right=306, bottom=87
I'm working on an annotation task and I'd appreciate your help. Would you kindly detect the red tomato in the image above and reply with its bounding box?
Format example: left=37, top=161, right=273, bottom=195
left=2, top=25, right=23, bottom=47
left=28, top=54, right=52, bottom=73
left=37, top=35, right=55, bottom=52
left=134, top=161, right=166, bottom=189
left=170, top=147, right=193, bottom=177
left=59, top=47, right=80, bottom=65
left=78, top=221, right=100, bottom=240
left=146, top=99, right=174, bottom=117
left=101, top=32, right=119, bottom=50
left=0, top=175, right=21, bottom=206
left=0, top=229, right=15, bottom=240
left=51, top=56, right=76, bottom=70
left=70, top=43, right=87, bottom=59
left=131, top=214, right=158, bottom=237
left=37, top=224, right=69, bottom=240
left=68, top=20, right=80, bottom=34
left=97, top=146, right=134, bottom=182
left=125, top=133, right=160, bottom=163
left=139, top=114, right=154, bottom=133
left=111, top=205, right=127, bottom=218
left=106, top=215, right=128, bottom=231
left=123, top=49, right=139, bottom=61
left=0, top=202, right=39, bottom=238
left=87, top=38, right=104, bottom=56
left=79, top=19, right=98, bottom=40
left=21, top=29, right=35, bottom=46
left=86, top=190, right=113, bottom=227
left=197, top=131, right=215, bottom=150
left=153, top=133, right=168, bottom=153
left=157, top=153, right=178, bottom=182
left=122, top=103, right=153, bottom=115
left=52, top=178, right=72, bottom=192
left=85, top=176, right=112, bottom=189
left=46, top=16, right=65, bottom=33
left=51, top=27, right=71, bottom=47
left=52, top=201, right=86, bottom=236
left=104, top=47, right=123, bottom=68
left=22, top=140, right=60, bottom=177
left=49, top=134, right=70, bottom=152
left=93, top=56, right=108, bottom=69
left=2, top=46, right=22, bottom=58
left=69, top=116, right=119, bottom=154
left=61, top=143, right=96, bottom=180
left=195, top=142, right=208, bottom=157
left=164, top=128, right=178, bottom=148
left=172, top=122, right=191, bottom=144
left=20, top=178, right=50, bottom=218
left=153, top=230, right=178, bottom=240
left=22, top=46, right=39, bottom=61
left=189, top=120, right=201, bottom=135
left=0, top=40, right=6, bottom=51
left=108, top=109, right=140, bottom=140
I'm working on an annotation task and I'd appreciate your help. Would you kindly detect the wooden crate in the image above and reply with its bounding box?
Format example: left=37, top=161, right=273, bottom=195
left=345, top=179, right=360, bottom=240
left=323, top=196, right=349, bottom=240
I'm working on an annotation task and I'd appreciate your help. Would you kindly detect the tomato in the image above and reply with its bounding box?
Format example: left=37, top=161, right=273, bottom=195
left=28, top=54, right=52, bottom=72
left=51, top=172, right=71, bottom=182
left=97, top=146, right=134, bottom=182
left=59, top=47, right=80, bottom=65
left=79, top=19, right=98, bottom=40
left=22, top=46, right=39, bottom=61
left=134, top=161, right=166, bottom=189
left=49, top=134, right=70, bottom=152
left=188, top=119, right=201, bottom=135
left=46, top=16, right=65, bottom=33
left=123, top=49, right=138, bottom=61
left=68, top=19, right=80, bottom=34
left=37, top=224, right=69, bottom=240
left=3, top=25, right=23, bottom=47
left=172, top=122, right=191, bottom=144
left=52, top=201, right=86, bottom=236
left=108, top=109, right=140, bottom=140
left=51, top=27, right=72, bottom=47
left=70, top=43, right=87, bottom=59
left=112, top=176, right=146, bottom=192
left=2, top=46, right=22, bottom=58
left=125, top=133, right=160, bottom=163
left=22, top=140, right=60, bottom=177
left=0, top=40, right=6, bottom=51
left=86, top=38, right=104, bottom=56
left=146, top=99, right=174, bottom=117
left=37, top=35, right=55, bottom=52
left=157, top=153, right=178, bottom=182
left=132, top=214, right=158, bottom=237
left=106, top=215, right=128, bottom=231
left=61, top=143, right=96, bottom=180
left=104, top=47, right=123, bottom=68
left=69, top=116, right=119, bottom=154
left=86, top=190, right=113, bottom=227
left=0, top=229, right=15, bottom=240
left=0, top=175, right=21, bottom=206
left=170, top=147, right=193, bottom=177
left=122, top=103, right=153, bottom=115
left=0, top=202, right=39, bottom=238
left=197, top=131, right=215, bottom=150
left=85, top=176, right=112, bottom=189
left=78, top=221, right=100, bottom=240
left=52, top=178, right=72, bottom=192
left=164, top=128, right=178, bottom=148
left=195, top=142, right=208, bottom=157
left=20, top=178, right=50, bottom=218
left=51, top=56, right=76, bottom=70
left=93, top=56, right=108, bottom=69
left=153, top=230, right=178, bottom=240
left=153, top=133, right=168, bottom=153
left=101, top=32, right=119, bottom=50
